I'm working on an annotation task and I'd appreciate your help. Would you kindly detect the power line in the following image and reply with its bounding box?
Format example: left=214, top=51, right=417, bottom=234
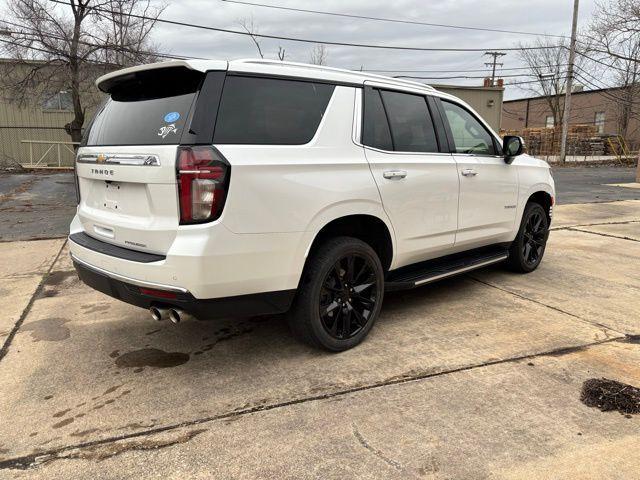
left=359, top=64, right=568, bottom=73
left=0, top=19, right=206, bottom=61
left=220, top=0, right=571, bottom=39
left=48, top=0, right=566, bottom=53
left=505, top=76, right=569, bottom=87
left=573, top=67, right=640, bottom=106
left=394, top=72, right=565, bottom=80
left=575, top=50, right=640, bottom=75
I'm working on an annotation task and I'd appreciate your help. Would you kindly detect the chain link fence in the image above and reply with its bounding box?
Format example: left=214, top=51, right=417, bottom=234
left=0, top=126, right=77, bottom=168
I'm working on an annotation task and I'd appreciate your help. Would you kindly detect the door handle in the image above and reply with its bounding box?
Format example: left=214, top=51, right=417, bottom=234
left=461, top=168, right=478, bottom=177
left=383, top=170, right=407, bottom=180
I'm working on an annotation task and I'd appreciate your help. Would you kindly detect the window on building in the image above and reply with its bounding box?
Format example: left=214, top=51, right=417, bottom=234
left=545, top=115, right=554, bottom=128
left=594, top=111, right=605, bottom=134
left=42, top=91, right=73, bottom=111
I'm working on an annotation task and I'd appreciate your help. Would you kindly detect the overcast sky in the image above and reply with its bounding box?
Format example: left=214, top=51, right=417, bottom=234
left=2, top=0, right=601, bottom=99
left=147, top=0, right=599, bottom=99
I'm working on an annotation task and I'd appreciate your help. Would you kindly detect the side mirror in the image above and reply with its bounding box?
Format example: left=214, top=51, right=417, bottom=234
left=503, top=136, right=524, bottom=163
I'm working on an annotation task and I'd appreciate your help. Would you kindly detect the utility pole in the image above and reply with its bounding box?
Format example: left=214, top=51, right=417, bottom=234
left=484, top=51, right=506, bottom=86
left=559, top=0, right=580, bottom=164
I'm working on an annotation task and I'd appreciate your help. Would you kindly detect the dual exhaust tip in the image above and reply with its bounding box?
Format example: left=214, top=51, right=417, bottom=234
left=149, top=306, right=192, bottom=324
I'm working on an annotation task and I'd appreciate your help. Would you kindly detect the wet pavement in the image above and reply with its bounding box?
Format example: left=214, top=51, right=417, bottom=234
left=0, top=172, right=76, bottom=242
left=0, top=200, right=638, bottom=478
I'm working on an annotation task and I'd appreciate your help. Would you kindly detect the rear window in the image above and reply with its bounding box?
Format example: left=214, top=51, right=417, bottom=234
left=84, top=67, right=202, bottom=146
left=213, top=76, right=335, bottom=145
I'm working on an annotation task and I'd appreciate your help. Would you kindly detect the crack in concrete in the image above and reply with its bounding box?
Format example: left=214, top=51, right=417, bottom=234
left=0, top=335, right=627, bottom=471
left=25, top=429, right=207, bottom=469
left=551, top=220, right=640, bottom=231
left=469, top=276, right=626, bottom=338
left=352, top=423, right=406, bottom=473
left=566, top=227, right=639, bottom=243
left=0, top=240, right=67, bottom=363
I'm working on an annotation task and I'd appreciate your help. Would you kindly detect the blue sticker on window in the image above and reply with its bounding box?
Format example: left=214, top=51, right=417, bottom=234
left=164, top=111, right=180, bottom=123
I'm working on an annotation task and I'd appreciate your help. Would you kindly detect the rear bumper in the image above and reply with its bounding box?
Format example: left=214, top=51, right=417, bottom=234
left=68, top=214, right=310, bottom=299
left=73, top=256, right=295, bottom=319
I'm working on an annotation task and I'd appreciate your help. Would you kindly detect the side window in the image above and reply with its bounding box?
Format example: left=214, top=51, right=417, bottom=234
left=380, top=90, right=438, bottom=153
left=442, top=100, right=496, bottom=155
left=214, top=76, right=335, bottom=145
left=362, top=88, right=393, bottom=150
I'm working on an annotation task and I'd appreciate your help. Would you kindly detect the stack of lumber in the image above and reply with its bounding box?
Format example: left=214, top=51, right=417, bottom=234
left=499, top=125, right=600, bottom=156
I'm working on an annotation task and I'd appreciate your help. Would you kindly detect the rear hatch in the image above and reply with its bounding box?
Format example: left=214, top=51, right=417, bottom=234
left=75, top=63, right=221, bottom=255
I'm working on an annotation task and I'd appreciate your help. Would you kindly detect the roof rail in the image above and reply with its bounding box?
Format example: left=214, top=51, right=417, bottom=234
left=233, top=58, right=436, bottom=91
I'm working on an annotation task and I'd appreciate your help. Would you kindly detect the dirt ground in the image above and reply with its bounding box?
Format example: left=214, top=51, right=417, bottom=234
left=0, top=198, right=638, bottom=479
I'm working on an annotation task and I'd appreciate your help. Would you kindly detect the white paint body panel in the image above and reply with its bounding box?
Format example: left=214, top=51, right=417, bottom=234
left=71, top=60, right=555, bottom=301
left=453, top=154, right=519, bottom=247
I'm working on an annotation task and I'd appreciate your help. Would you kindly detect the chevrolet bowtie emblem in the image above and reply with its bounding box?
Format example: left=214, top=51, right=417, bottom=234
left=96, top=154, right=107, bottom=164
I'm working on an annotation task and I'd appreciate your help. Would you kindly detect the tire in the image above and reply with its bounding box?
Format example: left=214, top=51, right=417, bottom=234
left=507, top=202, right=550, bottom=273
left=287, top=237, right=384, bottom=352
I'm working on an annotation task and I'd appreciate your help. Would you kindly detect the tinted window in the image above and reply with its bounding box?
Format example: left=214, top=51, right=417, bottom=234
left=362, top=89, right=393, bottom=150
left=214, top=76, right=335, bottom=145
left=442, top=100, right=496, bottom=155
left=85, top=94, right=195, bottom=146
left=85, top=67, right=202, bottom=146
left=380, top=90, right=438, bottom=153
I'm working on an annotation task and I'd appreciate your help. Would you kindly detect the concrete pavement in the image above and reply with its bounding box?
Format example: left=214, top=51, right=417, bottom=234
left=0, top=200, right=638, bottom=479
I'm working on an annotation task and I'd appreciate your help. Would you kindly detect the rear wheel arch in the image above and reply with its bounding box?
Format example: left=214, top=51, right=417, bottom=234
left=304, top=214, right=394, bottom=274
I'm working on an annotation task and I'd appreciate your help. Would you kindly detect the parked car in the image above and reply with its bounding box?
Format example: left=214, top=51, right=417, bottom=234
left=70, top=59, right=554, bottom=351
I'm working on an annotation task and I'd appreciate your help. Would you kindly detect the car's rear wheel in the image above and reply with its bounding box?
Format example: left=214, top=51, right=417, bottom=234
left=507, top=202, right=550, bottom=273
left=288, top=237, right=384, bottom=351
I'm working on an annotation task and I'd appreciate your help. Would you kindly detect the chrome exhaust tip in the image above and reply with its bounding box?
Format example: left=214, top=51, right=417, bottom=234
left=150, top=306, right=168, bottom=322
left=168, top=308, right=192, bottom=324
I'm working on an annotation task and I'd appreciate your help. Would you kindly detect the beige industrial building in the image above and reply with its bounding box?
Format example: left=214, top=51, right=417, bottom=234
left=434, top=84, right=504, bottom=131
left=0, top=58, right=105, bottom=168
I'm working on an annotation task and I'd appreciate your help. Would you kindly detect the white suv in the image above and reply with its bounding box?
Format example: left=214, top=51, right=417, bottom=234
left=70, top=59, right=554, bottom=351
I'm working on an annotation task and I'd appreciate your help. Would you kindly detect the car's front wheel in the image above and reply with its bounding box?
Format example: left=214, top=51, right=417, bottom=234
left=288, top=237, right=384, bottom=351
left=507, top=202, right=550, bottom=273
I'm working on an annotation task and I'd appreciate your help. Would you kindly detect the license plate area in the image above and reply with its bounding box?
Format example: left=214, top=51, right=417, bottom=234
left=104, top=181, right=121, bottom=211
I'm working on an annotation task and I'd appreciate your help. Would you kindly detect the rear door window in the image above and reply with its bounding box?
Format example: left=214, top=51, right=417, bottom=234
left=380, top=90, right=439, bottom=153
left=84, top=67, right=202, bottom=146
left=213, top=76, right=335, bottom=145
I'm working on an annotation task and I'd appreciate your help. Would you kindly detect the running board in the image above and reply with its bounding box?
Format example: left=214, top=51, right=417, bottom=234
left=385, top=246, right=509, bottom=292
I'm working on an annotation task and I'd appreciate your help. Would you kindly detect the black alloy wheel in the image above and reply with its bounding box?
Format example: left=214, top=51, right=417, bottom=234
left=507, top=202, right=549, bottom=273
left=522, top=210, right=547, bottom=267
left=287, top=237, right=384, bottom=351
left=319, top=254, right=379, bottom=340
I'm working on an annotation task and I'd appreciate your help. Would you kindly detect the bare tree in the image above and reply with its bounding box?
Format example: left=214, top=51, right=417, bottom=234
left=518, top=37, right=587, bottom=127
left=237, top=16, right=264, bottom=59
left=588, top=0, right=640, bottom=148
left=309, top=44, right=327, bottom=66
left=0, top=0, right=164, bottom=144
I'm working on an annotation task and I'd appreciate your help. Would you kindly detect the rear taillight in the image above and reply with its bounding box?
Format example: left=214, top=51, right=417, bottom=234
left=177, top=146, right=230, bottom=224
left=74, top=157, right=80, bottom=205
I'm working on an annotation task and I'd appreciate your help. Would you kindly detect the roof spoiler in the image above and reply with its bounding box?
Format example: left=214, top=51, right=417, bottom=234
left=95, top=59, right=228, bottom=93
